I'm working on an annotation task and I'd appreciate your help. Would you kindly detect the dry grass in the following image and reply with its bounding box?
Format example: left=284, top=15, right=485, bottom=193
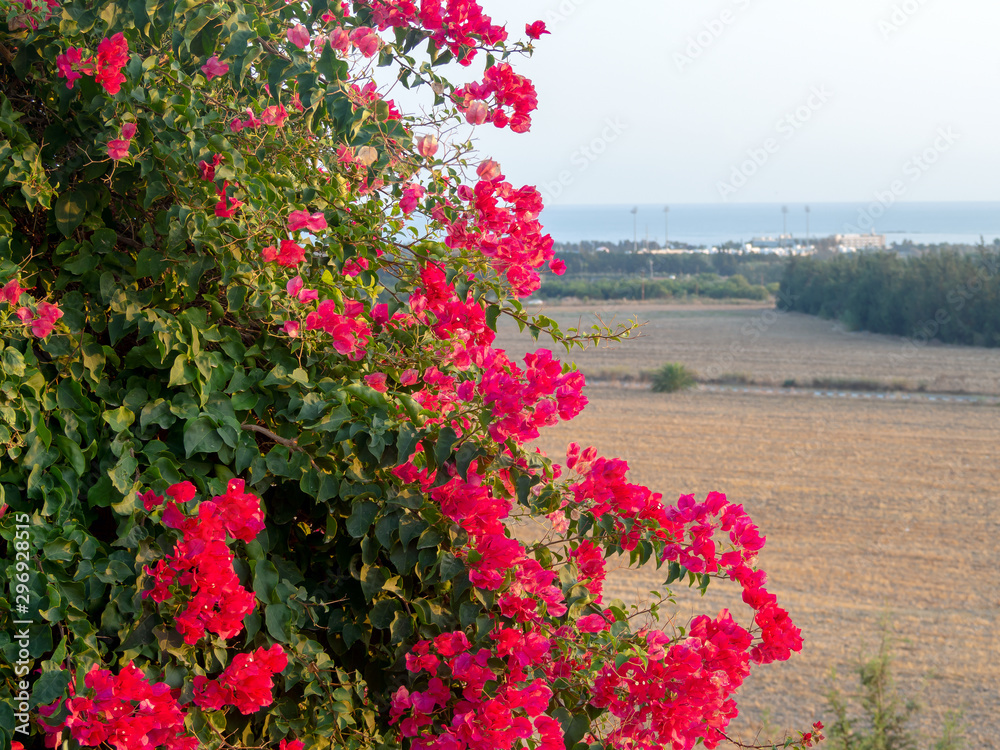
left=502, top=302, right=1000, bottom=749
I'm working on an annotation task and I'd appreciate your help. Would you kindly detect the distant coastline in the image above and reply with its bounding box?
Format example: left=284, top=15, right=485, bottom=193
left=539, top=201, right=1000, bottom=248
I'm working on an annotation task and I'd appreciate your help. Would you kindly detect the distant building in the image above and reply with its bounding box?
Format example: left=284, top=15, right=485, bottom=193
left=834, top=233, right=886, bottom=251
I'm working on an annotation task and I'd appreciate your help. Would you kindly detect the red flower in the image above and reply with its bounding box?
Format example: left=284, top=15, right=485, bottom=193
left=198, top=153, right=223, bottom=181
left=400, top=184, right=426, bottom=214
left=139, top=490, right=164, bottom=510
left=55, top=47, right=86, bottom=88
left=548, top=258, right=566, bottom=276
left=166, top=482, right=197, bottom=503
left=214, top=182, right=243, bottom=218
left=286, top=24, right=311, bottom=49
left=350, top=27, right=381, bottom=57
left=342, top=258, right=369, bottom=277
left=30, top=301, right=63, bottom=338
left=94, top=33, right=129, bottom=94
left=287, top=210, right=328, bottom=232
left=261, top=104, right=288, bottom=127
left=329, top=27, right=350, bottom=53
left=364, top=373, right=388, bottom=392
left=1, top=278, right=25, bottom=305
left=525, top=21, right=549, bottom=39
left=276, top=240, right=306, bottom=267
left=194, top=644, right=288, bottom=715
left=107, top=139, right=130, bottom=160
left=201, top=55, right=229, bottom=80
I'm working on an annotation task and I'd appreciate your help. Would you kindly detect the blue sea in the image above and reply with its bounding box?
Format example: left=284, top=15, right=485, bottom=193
left=538, top=202, right=1000, bottom=248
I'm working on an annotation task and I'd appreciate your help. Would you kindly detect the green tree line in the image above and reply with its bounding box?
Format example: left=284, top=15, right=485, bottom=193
left=552, top=246, right=788, bottom=284
left=539, top=274, right=773, bottom=301
left=778, top=250, right=1000, bottom=347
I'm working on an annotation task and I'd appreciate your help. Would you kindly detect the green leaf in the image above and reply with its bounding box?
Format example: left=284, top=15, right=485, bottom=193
left=31, top=669, right=72, bottom=708
left=346, top=501, right=378, bottom=538
left=102, top=406, right=136, bottom=433
left=253, top=560, right=279, bottom=604
left=183, top=417, right=223, bottom=458
left=264, top=603, right=292, bottom=642
left=360, top=564, right=388, bottom=601
left=1, top=346, right=26, bottom=377
left=369, top=598, right=400, bottom=629
left=389, top=610, right=413, bottom=643
left=394, top=423, right=418, bottom=465
left=55, top=191, right=87, bottom=237
left=54, top=435, right=87, bottom=477
left=433, top=426, right=458, bottom=466
left=439, top=552, right=466, bottom=582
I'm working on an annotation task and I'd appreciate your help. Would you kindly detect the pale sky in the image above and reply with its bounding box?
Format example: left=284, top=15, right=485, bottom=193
left=464, top=0, right=1000, bottom=205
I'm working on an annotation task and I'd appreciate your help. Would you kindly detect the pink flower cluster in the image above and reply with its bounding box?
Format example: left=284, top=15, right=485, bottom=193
left=409, top=263, right=495, bottom=348
left=476, top=348, right=587, bottom=444
left=40, top=662, right=197, bottom=750
left=55, top=32, right=129, bottom=94
left=214, top=181, right=243, bottom=218
left=3, top=277, right=64, bottom=337
left=363, top=0, right=508, bottom=66
left=455, top=64, right=538, bottom=133
left=7, top=0, right=60, bottom=30
left=107, top=121, right=137, bottom=161
left=566, top=444, right=671, bottom=551
left=390, top=631, right=563, bottom=750
left=15, top=300, right=63, bottom=339
left=192, top=644, right=288, bottom=714
left=304, top=299, right=373, bottom=358
left=660, top=492, right=803, bottom=664
left=442, top=177, right=554, bottom=297
left=142, top=480, right=263, bottom=644
left=592, top=612, right=754, bottom=750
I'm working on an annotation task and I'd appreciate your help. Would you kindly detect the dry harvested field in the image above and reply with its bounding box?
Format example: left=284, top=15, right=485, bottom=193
left=499, top=300, right=1000, bottom=395
left=499, top=302, right=1000, bottom=748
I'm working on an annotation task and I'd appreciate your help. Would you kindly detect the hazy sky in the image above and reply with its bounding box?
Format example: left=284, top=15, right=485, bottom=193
left=463, top=0, right=1000, bottom=206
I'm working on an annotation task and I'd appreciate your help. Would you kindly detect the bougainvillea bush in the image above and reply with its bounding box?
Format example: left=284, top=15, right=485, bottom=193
left=0, top=1, right=819, bottom=749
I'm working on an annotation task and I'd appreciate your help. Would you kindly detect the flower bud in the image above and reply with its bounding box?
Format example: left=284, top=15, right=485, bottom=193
left=465, top=100, right=489, bottom=126
left=476, top=159, right=501, bottom=181
left=416, top=134, right=439, bottom=159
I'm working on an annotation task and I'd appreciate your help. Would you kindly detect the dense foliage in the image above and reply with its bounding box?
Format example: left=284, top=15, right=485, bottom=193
left=778, top=250, right=1000, bottom=347
left=0, top=1, right=813, bottom=749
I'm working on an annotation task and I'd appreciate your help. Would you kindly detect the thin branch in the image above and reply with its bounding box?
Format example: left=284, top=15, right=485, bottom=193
left=241, top=423, right=321, bottom=471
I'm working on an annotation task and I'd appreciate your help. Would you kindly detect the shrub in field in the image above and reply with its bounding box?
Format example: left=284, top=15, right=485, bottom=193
left=651, top=363, right=699, bottom=393
left=825, top=622, right=966, bottom=750
left=0, top=1, right=814, bottom=749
